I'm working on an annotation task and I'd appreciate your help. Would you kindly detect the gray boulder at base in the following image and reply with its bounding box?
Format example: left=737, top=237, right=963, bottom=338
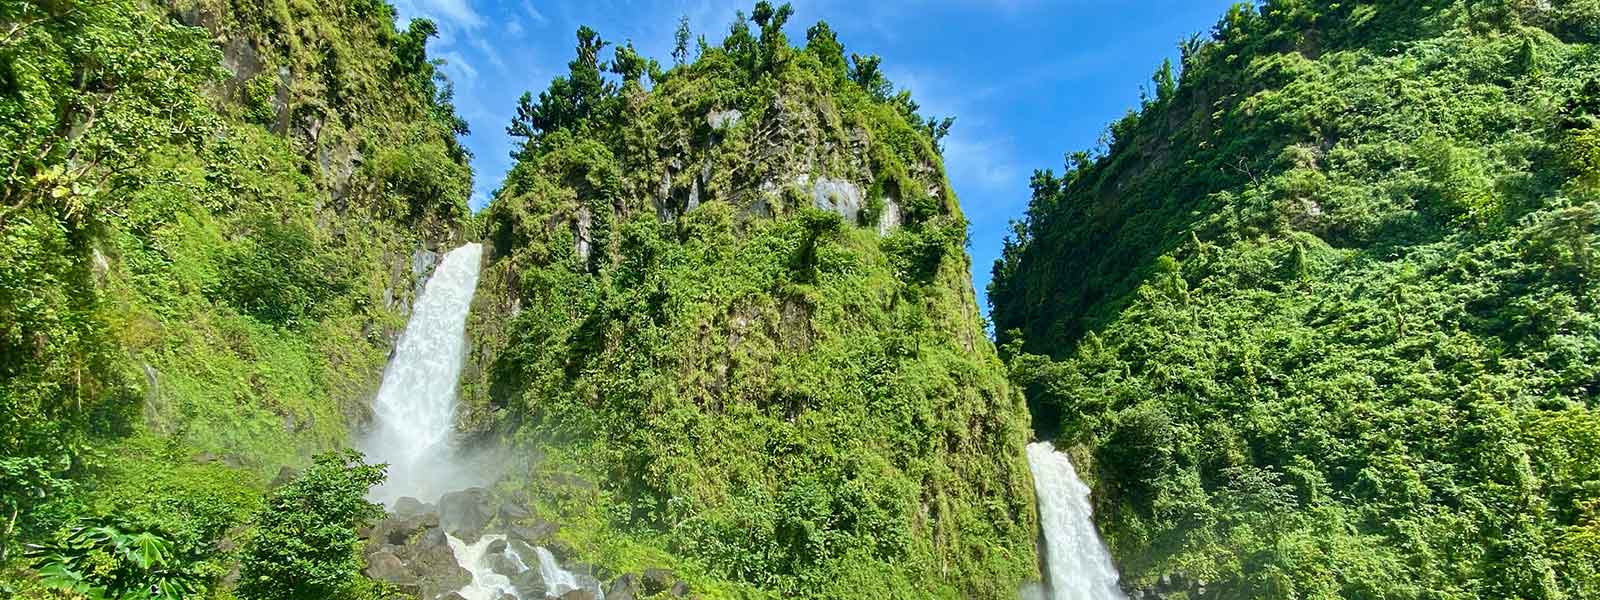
left=560, top=591, right=598, bottom=600
left=438, top=487, right=494, bottom=543
left=363, top=550, right=414, bottom=585
left=643, top=568, right=686, bottom=596
left=605, top=574, right=642, bottom=600
left=510, top=569, right=549, bottom=599
left=393, top=496, right=433, bottom=518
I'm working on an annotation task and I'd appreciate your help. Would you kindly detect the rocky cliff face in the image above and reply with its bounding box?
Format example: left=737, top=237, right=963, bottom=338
left=455, top=16, right=1036, bottom=599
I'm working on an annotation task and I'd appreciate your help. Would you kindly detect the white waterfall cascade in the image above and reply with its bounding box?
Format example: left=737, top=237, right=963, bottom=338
left=361, top=242, right=602, bottom=600
left=1025, top=442, right=1128, bottom=600
left=447, top=535, right=523, bottom=600
left=361, top=243, right=484, bottom=506
left=445, top=533, right=604, bottom=600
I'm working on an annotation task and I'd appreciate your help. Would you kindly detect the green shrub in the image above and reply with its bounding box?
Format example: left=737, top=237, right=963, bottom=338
left=237, top=450, right=384, bottom=600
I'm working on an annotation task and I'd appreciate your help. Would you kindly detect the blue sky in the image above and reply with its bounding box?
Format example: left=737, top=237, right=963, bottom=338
left=391, top=0, right=1239, bottom=316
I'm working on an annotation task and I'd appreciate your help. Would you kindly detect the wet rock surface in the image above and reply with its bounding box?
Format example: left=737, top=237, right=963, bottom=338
left=362, top=492, right=688, bottom=600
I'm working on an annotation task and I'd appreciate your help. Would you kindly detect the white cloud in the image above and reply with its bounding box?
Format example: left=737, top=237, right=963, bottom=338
left=505, top=18, right=525, bottom=37
left=469, top=37, right=509, bottom=75
left=943, top=133, right=1021, bottom=191
left=437, top=50, right=480, bottom=86
left=391, top=0, right=484, bottom=31
left=521, top=1, right=550, bottom=24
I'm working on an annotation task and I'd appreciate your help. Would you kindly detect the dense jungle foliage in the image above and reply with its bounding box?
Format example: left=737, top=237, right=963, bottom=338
left=461, top=4, right=1036, bottom=598
left=0, top=0, right=468, bottom=596
left=989, top=0, right=1600, bottom=597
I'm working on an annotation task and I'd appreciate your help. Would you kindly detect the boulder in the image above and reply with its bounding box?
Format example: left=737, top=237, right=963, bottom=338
left=605, top=574, right=642, bottom=600
left=412, top=543, right=471, bottom=596
left=438, top=594, right=467, bottom=600
left=362, top=550, right=414, bottom=586
left=439, top=487, right=494, bottom=543
left=560, top=591, right=598, bottom=600
left=506, top=539, right=540, bottom=565
left=487, top=538, right=508, bottom=555
left=498, top=499, right=532, bottom=522
left=418, top=524, right=448, bottom=548
left=484, top=551, right=524, bottom=578
left=643, top=568, right=684, bottom=595
left=394, top=496, right=432, bottom=518
left=510, top=569, right=549, bottom=599
left=507, top=519, right=559, bottom=546
left=370, top=512, right=440, bottom=547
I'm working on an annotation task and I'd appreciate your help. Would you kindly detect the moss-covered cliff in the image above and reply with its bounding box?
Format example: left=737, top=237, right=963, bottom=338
left=458, top=9, right=1036, bottom=599
left=990, top=1, right=1600, bottom=597
left=1, top=0, right=468, bottom=592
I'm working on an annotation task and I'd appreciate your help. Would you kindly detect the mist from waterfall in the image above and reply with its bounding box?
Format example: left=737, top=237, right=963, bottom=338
left=360, top=243, right=485, bottom=506
left=1026, top=442, right=1127, bottom=600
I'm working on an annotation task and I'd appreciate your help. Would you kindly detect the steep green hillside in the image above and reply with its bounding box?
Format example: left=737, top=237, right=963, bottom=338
left=1, top=0, right=468, bottom=595
left=990, top=1, right=1600, bottom=597
left=460, top=6, right=1036, bottom=598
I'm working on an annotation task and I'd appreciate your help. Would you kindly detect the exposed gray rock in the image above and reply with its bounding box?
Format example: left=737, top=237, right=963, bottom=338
left=411, top=247, right=439, bottom=297
left=484, top=551, right=523, bottom=578
left=642, top=568, right=682, bottom=595
left=414, top=544, right=472, bottom=598
left=707, top=109, right=743, bottom=130
left=877, top=196, right=902, bottom=236
left=510, top=569, right=549, bottom=599
left=271, top=66, right=292, bottom=136
left=560, top=590, right=598, bottom=600
left=498, top=499, right=532, bottom=522
left=605, top=574, right=642, bottom=600
left=575, top=205, right=593, bottom=263
left=363, top=550, right=415, bottom=585
left=438, top=488, right=494, bottom=543
left=794, top=175, right=865, bottom=225
left=393, top=496, right=432, bottom=518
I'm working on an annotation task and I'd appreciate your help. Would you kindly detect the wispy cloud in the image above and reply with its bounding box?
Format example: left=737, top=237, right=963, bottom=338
left=884, top=67, right=1019, bottom=193
left=469, top=37, right=509, bottom=75
left=397, top=0, right=485, bottom=29
left=437, top=50, right=480, bottom=86
left=521, top=1, right=550, bottom=25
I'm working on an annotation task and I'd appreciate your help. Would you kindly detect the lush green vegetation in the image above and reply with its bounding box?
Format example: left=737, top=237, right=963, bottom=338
left=0, top=0, right=467, bottom=596
left=989, top=1, right=1600, bottom=597
left=462, top=4, right=1035, bottom=597
left=239, top=451, right=387, bottom=600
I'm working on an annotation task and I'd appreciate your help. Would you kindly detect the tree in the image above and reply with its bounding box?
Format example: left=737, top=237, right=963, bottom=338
left=722, top=11, right=758, bottom=74
left=752, top=1, right=794, bottom=69
left=237, top=451, right=385, bottom=600
left=805, top=21, right=846, bottom=75
left=612, top=41, right=659, bottom=88
left=848, top=53, right=891, bottom=100
left=507, top=26, right=616, bottom=151
left=672, top=15, right=691, bottom=66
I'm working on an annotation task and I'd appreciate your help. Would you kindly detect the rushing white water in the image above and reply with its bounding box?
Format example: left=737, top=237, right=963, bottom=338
left=362, top=243, right=484, bottom=506
left=448, top=534, right=523, bottom=600
left=535, top=546, right=599, bottom=597
left=445, top=534, right=604, bottom=600
left=1026, top=442, right=1127, bottom=600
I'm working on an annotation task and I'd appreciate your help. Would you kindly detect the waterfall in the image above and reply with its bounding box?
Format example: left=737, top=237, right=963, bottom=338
left=361, top=243, right=484, bottom=506
left=1026, top=442, right=1127, bottom=600
left=359, top=242, right=602, bottom=600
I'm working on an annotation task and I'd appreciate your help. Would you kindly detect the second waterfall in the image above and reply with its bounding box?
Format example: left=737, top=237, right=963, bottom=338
left=1026, top=442, right=1127, bottom=600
